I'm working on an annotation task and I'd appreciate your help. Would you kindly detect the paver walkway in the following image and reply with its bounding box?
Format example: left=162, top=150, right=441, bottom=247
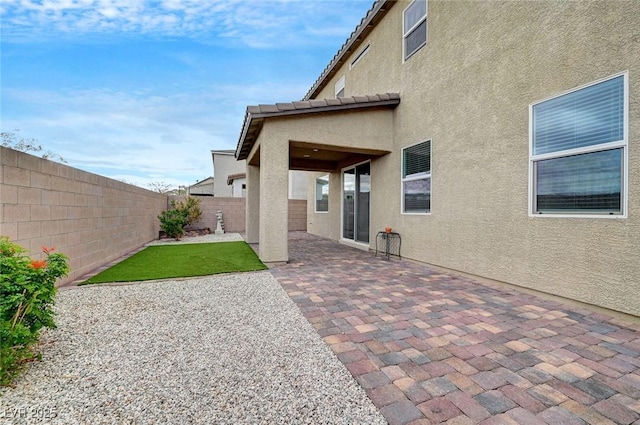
left=269, top=232, right=640, bottom=425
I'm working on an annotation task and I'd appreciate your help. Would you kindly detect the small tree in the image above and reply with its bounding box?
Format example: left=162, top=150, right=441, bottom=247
left=147, top=181, right=174, bottom=194
left=158, top=196, right=203, bottom=240
left=171, top=196, right=202, bottom=228
left=1, top=130, right=66, bottom=163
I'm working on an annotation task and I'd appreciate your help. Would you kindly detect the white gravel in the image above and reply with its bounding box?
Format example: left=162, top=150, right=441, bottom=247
left=0, top=272, right=386, bottom=425
left=145, top=233, right=245, bottom=246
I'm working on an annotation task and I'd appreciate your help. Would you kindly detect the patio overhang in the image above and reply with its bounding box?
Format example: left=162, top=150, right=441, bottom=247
left=236, top=93, right=400, bottom=265
left=235, top=93, right=400, bottom=163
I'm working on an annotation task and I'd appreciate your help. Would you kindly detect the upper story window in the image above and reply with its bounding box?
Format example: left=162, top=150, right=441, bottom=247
left=350, top=43, right=370, bottom=69
left=315, top=174, right=329, bottom=212
left=402, top=140, right=431, bottom=214
left=529, top=72, right=628, bottom=217
left=335, top=75, right=345, bottom=98
left=403, top=0, right=427, bottom=61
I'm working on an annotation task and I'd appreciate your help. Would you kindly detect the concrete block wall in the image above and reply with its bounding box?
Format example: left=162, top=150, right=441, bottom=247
left=172, top=196, right=307, bottom=233
left=288, top=199, right=307, bottom=231
left=0, top=147, right=167, bottom=286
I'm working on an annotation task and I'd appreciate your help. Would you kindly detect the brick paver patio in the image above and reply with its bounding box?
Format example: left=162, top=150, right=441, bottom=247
left=268, top=232, right=640, bottom=425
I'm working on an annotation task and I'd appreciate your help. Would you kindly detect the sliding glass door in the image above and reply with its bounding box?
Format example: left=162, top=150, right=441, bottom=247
left=342, top=162, right=370, bottom=243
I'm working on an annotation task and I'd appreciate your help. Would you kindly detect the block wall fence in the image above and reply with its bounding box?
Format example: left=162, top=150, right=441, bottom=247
left=1, top=147, right=308, bottom=286
left=172, top=196, right=307, bottom=233
left=0, top=147, right=168, bottom=286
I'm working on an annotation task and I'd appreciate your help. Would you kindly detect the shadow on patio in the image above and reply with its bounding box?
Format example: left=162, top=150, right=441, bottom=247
left=267, top=232, right=640, bottom=425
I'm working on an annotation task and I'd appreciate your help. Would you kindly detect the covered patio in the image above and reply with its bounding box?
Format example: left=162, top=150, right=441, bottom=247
left=268, top=232, right=640, bottom=425
left=236, top=93, right=400, bottom=263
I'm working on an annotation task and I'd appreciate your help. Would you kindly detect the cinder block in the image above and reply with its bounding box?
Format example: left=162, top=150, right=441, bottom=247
left=18, top=187, right=42, bottom=205
left=31, top=205, right=51, bottom=221
left=59, top=219, right=75, bottom=234
left=40, top=159, right=61, bottom=177
left=1, top=185, right=18, bottom=203
left=31, top=172, right=51, bottom=189
left=51, top=176, right=68, bottom=191
left=50, top=205, right=68, bottom=220
left=41, top=220, right=61, bottom=236
left=1, top=222, right=18, bottom=240
left=42, top=190, right=60, bottom=206
left=17, top=152, right=42, bottom=172
left=18, top=221, right=41, bottom=240
left=1, top=147, right=18, bottom=167
left=4, top=204, right=31, bottom=222
left=4, top=166, right=30, bottom=187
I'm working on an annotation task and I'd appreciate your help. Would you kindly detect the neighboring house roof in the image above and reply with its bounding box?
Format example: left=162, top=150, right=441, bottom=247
left=227, top=173, right=246, bottom=185
left=304, top=0, right=394, bottom=100
left=211, top=150, right=236, bottom=156
left=188, top=176, right=214, bottom=188
left=235, top=93, right=401, bottom=160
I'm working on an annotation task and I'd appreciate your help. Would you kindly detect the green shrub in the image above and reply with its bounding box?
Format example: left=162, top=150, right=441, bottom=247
left=159, top=196, right=203, bottom=240
left=170, top=196, right=202, bottom=228
left=0, top=238, right=69, bottom=386
left=158, top=209, right=186, bottom=240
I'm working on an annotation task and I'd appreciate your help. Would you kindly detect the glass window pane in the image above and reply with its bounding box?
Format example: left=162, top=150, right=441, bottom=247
left=404, top=20, right=427, bottom=59
left=404, top=0, right=427, bottom=33
left=403, top=140, right=431, bottom=178
left=356, top=163, right=370, bottom=243
left=533, top=76, right=624, bottom=155
left=404, top=178, right=431, bottom=213
left=535, top=148, right=622, bottom=213
left=343, top=169, right=355, bottom=239
left=315, top=175, right=329, bottom=212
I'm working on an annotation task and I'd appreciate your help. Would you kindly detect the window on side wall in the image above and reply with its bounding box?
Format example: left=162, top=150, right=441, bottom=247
left=530, top=72, right=628, bottom=217
left=315, top=174, right=329, bottom=212
left=335, top=75, right=345, bottom=98
left=403, top=0, right=427, bottom=61
left=402, top=141, right=431, bottom=214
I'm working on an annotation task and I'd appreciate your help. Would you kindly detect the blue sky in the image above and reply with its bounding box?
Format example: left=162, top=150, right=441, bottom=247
left=1, top=0, right=373, bottom=189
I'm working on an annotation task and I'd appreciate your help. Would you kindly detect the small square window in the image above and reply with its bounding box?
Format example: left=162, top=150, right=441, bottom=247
left=315, top=174, right=329, bottom=212
left=402, top=140, right=431, bottom=214
left=529, top=73, right=627, bottom=216
left=403, top=0, right=427, bottom=61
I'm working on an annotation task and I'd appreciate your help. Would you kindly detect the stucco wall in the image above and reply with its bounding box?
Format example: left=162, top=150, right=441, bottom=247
left=213, top=153, right=246, bottom=197
left=0, top=147, right=167, bottom=286
left=307, top=1, right=640, bottom=316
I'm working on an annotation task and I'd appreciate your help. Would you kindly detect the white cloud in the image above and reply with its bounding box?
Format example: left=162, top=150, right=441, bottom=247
left=1, top=81, right=308, bottom=185
left=1, top=0, right=372, bottom=47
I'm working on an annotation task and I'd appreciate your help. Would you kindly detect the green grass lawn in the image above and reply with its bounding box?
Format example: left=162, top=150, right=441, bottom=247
left=82, top=241, right=267, bottom=284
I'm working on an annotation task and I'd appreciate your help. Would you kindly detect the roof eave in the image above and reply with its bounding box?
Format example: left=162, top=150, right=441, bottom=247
left=235, top=93, right=400, bottom=161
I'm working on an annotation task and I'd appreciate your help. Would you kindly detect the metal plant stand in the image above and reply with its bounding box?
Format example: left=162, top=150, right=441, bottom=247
left=375, top=231, right=401, bottom=260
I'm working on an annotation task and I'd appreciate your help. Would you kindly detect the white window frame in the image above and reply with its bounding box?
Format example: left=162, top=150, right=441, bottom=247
left=335, top=75, right=345, bottom=98
left=315, top=174, right=329, bottom=213
left=402, top=0, right=427, bottom=62
left=401, top=140, right=431, bottom=215
left=350, top=43, right=370, bottom=69
left=528, top=71, right=628, bottom=218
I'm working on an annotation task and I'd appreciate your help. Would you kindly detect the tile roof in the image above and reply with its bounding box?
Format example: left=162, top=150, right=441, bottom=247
left=235, top=93, right=400, bottom=160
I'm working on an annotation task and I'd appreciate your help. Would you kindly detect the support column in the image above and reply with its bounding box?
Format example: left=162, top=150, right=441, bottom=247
left=245, top=164, right=260, bottom=244
left=259, top=133, right=289, bottom=263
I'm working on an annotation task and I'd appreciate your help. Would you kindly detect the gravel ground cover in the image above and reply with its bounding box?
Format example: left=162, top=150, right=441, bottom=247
left=146, top=233, right=245, bottom=246
left=0, top=271, right=386, bottom=425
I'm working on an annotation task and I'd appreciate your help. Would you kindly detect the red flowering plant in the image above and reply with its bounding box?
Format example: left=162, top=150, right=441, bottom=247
left=0, top=237, right=69, bottom=386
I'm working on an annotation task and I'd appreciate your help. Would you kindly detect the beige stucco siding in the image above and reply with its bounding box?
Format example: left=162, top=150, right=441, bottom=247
left=307, top=0, right=640, bottom=315
left=213, top=154, right=246, bottom=197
